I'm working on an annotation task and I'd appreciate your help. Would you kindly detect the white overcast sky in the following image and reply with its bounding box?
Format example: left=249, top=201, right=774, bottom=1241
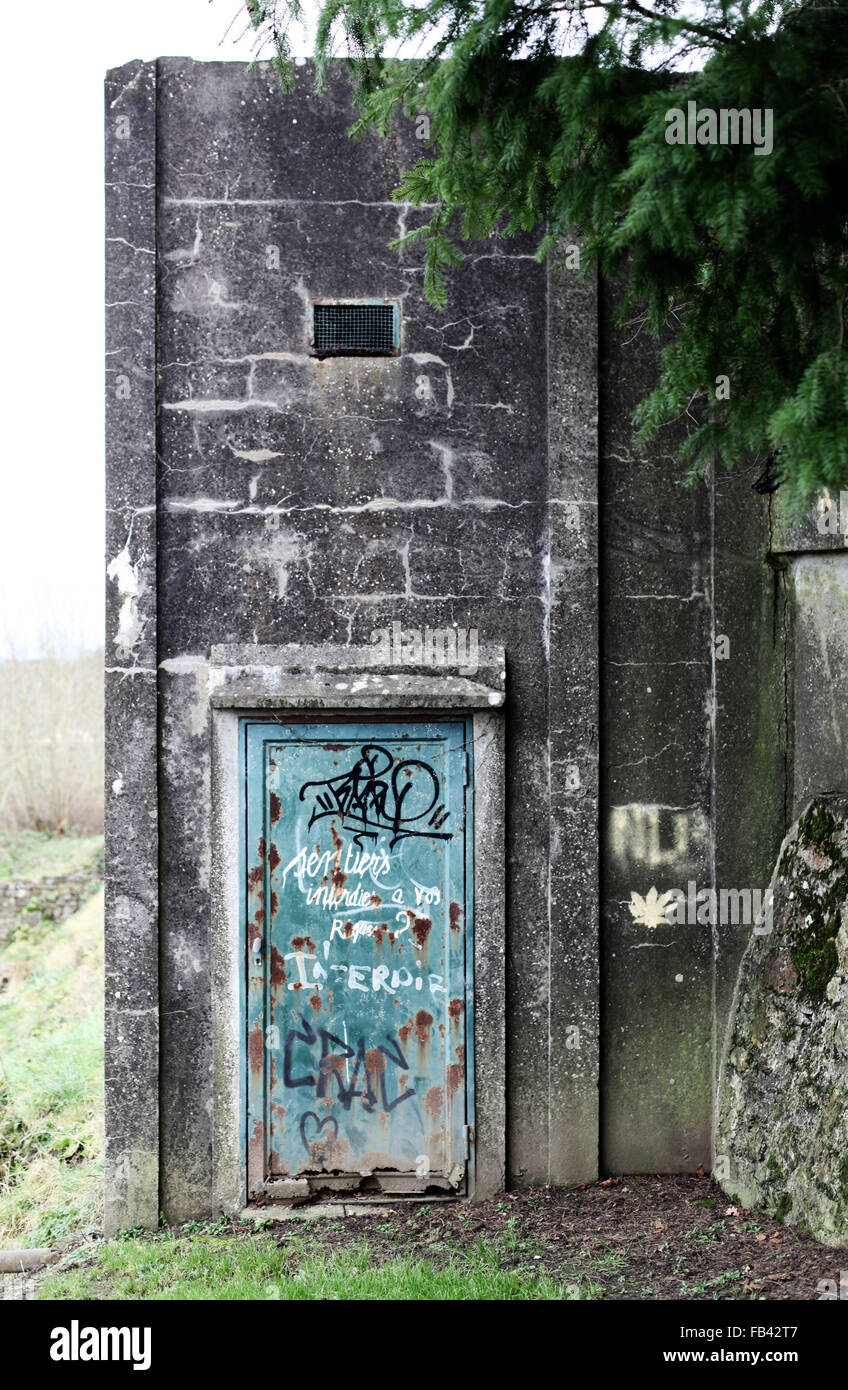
left=0, top=1, right=690, bottom=659
left=0, top=2, right=274, bottom=658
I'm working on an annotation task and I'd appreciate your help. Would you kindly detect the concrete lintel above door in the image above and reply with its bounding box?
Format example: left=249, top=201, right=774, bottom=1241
left=208, top=644, right=506, bottom=711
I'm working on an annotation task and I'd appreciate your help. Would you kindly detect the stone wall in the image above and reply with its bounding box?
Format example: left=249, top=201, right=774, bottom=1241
left=717, top=800, right=848, bottom=1246
left=0, top=860, right=104, bottom=946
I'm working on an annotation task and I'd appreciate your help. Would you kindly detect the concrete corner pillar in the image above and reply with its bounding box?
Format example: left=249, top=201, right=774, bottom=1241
left=104, top=59, right=160, bottom=1234
left=545, top=249, right=600, bottom=1183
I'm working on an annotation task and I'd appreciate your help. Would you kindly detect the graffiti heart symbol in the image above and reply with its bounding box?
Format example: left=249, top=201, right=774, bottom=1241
left=299, top=1111, right=339, bottom=1154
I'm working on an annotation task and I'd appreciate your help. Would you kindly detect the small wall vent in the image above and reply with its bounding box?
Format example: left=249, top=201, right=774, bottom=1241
left=308, top=299, right=401, bottom=358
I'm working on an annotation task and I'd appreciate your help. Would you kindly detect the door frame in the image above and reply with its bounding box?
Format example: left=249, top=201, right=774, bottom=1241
left=208, top=644, right=506, bottom=1211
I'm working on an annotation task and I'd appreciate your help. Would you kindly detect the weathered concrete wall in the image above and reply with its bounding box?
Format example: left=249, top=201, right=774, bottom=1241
left=155, top=57, right=550, bottom=1217
left=104, top=61, right=160, bottom=1235
left=105, top=57, right=601, bottom=1226
left=598, top=290, right=789, bottom=1173
left=713, top=483, right=791, bottom=1091
left=713, top=515, right=848, bottom=1246
left=599, top=282, right=714, bottom=1173
left=790, top=554, right=848, bottom=814
left=105, top=56, right=838, bottom=1228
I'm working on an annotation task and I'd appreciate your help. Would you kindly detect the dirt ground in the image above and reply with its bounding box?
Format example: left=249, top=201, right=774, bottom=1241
left=245, top=1174, right=837, bottom=1300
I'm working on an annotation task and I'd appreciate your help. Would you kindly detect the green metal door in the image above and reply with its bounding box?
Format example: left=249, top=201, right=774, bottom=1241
left=241, top=719, right=473, bottom=1198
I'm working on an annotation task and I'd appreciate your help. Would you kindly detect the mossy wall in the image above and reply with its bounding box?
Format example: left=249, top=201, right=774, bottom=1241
left=716, top=801, right=848, bottom=1247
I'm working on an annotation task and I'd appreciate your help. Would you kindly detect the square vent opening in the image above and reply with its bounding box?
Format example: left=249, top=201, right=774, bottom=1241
left=309, top=299, right=401, bottom=358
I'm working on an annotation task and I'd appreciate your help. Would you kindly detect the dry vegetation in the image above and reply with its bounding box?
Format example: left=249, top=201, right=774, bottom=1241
left=0, top=890, right=104, bottom=1245
left=0, top=640, right=105, bottom=1247
left=0, top=644, right=103, bottom=834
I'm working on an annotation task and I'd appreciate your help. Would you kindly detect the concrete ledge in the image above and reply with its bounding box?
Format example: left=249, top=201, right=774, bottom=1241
left=239, top=1205, right=395, bottom=1221
left=0, top=1249, right=57, bottom=1273
left=208, top=644, right=506, bottom=710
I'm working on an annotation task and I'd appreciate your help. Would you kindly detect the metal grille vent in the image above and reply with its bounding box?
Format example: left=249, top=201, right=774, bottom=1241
left=309, top=300, right=400, bottom=357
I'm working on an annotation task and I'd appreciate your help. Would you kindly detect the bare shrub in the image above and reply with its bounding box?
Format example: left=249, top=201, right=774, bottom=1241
left=0, top=639, right=104, bottom=834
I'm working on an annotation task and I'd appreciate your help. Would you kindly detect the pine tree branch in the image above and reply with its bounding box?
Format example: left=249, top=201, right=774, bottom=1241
left=538, top=0, right=736, bottom=45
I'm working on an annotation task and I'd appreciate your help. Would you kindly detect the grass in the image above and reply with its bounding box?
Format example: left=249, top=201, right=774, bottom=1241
left=0, top=868, right=592, bottom=1301
left=0, top=835, right=816, bottom=1304
left=0, top=829, right=103, bottom=882
left=680, top=1270, right=743, bottom=1296
left=39, top=1231, right=593, bottom=1301
left=0, top=887, right=104, bottom=1245
left=684, top=1221, right=726, bottom=1244
left=0, top=849, right=593, bottom=1303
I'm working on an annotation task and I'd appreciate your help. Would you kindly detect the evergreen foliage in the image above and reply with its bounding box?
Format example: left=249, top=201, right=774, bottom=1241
left=245, top=1, right=848, bottom=509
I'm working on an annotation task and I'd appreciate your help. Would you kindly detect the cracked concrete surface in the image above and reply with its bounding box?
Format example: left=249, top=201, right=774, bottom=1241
left=104, top=56, right=829, bottom=1231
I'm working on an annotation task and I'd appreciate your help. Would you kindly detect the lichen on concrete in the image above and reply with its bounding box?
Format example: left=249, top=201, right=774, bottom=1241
left=716, top=799, right=848, bottom=1246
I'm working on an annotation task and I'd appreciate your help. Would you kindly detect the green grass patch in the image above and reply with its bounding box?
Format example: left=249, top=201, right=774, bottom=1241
left=684, top=1221, right=726, bottom=1244
left=0, top=888, right=104, bottom=1244
left=0, top=830, right=103, bottom=882
left=39, top=1230, right=594, bottom=1301
left=680, top=1269, right=743, bottom=1296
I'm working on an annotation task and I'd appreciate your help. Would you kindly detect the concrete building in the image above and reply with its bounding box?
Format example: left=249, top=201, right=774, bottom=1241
left=104, top=57, right=848, bottom=1232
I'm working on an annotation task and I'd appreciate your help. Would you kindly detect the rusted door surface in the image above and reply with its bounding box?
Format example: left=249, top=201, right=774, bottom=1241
left=242, top=719, right=473, bottom=1197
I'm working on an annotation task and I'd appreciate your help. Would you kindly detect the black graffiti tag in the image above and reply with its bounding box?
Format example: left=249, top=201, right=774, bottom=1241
left=298, top=743, right=451, bottom=848
left=299, top=1112, right=338, bottom=1155
left=284, top=1016, right=416, bottom=1127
